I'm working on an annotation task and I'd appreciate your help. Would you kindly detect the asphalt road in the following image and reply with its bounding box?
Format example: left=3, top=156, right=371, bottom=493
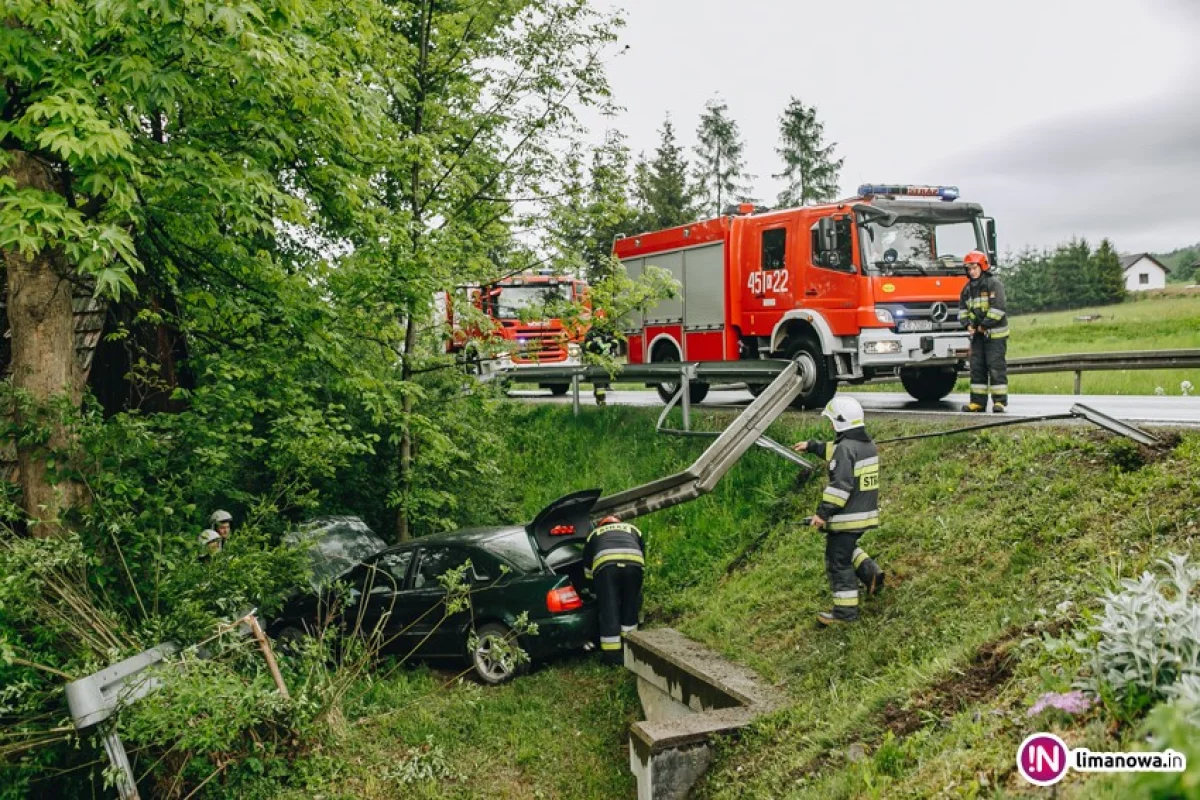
left=509, top=388, right=1200, bottom=426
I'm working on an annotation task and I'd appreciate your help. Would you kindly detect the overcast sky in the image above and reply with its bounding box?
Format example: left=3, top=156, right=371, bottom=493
left=588, top=0, right=1199, bottom=255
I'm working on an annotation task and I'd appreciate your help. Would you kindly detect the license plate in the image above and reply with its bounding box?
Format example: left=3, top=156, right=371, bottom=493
left=898, top=319, right=934, bottom=332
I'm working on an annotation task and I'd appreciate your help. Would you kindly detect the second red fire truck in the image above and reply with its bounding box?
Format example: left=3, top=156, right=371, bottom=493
left=612, top=184, right=997, bottom=408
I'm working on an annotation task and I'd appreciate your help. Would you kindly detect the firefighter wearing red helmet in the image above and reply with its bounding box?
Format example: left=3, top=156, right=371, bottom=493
left=959, top=250, right=1009, bottom=412
left=583, top=514, right=645, bottom=665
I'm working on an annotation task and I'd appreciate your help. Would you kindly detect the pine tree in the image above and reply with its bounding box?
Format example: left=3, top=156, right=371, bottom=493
left=693, top=97, right=755, bottom=216
left=1091, top=239, right=1127, bottom=305
left=633, top=115, right=697, bottom=230
left=774, top=97, right=844, bottom=207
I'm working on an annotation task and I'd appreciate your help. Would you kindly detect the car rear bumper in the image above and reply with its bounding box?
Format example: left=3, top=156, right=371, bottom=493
left=524, top=607, right=597, bottom=658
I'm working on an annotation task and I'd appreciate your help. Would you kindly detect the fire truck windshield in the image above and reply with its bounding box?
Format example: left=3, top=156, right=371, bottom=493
left=861, top=219, right=981, bottom=276
left=491, top=284, right=571, bottom=319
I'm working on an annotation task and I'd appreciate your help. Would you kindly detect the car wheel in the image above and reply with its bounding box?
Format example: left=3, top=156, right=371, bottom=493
left=652, top=345, right=710, bottom=405
left=274, top=625, right=306, bottom=654
left=472, top=622, right=527, bottom=685
left=547, top=383, right=570, bottom=396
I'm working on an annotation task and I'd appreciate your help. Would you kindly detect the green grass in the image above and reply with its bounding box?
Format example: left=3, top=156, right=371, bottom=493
left=297, top=405, right=1200, bottom=798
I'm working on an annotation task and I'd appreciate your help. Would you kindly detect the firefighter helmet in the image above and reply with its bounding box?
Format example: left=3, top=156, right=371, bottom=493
left=210, top=509, right=233, bottom=526
left=598, top=515, right=621, bottom=525
left=822, top=397, right=865, bottom=432
left=963, top=250, right=990, bottom=272
left=199, top=529, right=222, bottom=546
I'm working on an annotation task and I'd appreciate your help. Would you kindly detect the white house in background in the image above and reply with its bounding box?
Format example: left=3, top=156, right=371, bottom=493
left=1120, top=253, right=1170, bottom=291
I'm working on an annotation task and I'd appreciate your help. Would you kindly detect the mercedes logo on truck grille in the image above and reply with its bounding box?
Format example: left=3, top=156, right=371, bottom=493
left=930, top=302, right=949, bottom=322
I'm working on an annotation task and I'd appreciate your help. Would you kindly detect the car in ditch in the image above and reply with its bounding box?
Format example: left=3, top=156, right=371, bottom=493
left=269, top=491, right=600, bottom=684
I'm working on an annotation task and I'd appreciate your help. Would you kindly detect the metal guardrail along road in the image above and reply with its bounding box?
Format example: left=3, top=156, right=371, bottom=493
left=493, top=349, right=1200, bottom=397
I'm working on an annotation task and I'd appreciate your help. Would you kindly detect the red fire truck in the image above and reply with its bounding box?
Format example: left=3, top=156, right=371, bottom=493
left=612, top=184, right=997, bottom=408
left=442, top=272, right=590, bottom=394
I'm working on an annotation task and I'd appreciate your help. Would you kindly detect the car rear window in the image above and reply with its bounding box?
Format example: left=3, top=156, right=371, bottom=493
left=481, top=529, right=541, bottom=573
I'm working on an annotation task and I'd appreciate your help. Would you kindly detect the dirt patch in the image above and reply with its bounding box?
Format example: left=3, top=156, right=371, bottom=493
left=878, top=635, right=1016, bottom=737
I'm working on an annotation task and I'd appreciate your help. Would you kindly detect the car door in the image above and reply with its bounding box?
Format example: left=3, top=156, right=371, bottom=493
left=347, top=549, right=416, bottom=649
left=404, top=546, right=476, bottom=657
left=802, top=213, right=862, bottom=333
left=740, top=219, right=796, bottom=321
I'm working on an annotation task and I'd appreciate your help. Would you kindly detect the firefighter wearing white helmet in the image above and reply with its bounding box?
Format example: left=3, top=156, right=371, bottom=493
left=199, top=509, right=234, bottom=555
left=792, top=396, right=885, bottom=626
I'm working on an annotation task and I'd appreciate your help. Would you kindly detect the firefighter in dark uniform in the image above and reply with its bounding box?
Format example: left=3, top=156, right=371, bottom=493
left=959, top=250, right=1010, bottom=413
left=583, top=514, right=645, bottom=664
left=792, top=397, right=885, bottom=626
left=583, top=327, right=615, bottom=407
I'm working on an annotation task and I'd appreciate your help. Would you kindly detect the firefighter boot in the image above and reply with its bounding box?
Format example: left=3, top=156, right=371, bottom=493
left=992, top=402, right=1007, bottom=413
left=853, top=548, right=885, bottom=597
left=816, top=610, right=856, bottom=627
left=961, top=403, right=986, bottom=413
left=594, top=386, right=607, bottom=407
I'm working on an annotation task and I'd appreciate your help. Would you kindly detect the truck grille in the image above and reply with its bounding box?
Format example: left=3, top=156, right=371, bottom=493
left=512, top=330, right=568, bottom=364
left=875, top=302, right=961, bottom=332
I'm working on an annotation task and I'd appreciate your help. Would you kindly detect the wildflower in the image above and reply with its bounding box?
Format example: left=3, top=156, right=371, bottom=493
left=1028, top=690, right=1092, bottom=717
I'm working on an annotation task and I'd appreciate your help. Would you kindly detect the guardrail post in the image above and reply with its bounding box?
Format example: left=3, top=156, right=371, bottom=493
left=680, top=364, right=691, bottom=432
left=571, top=373, right=580, bottom=417
left=1074, top=370, right=1081, bottom=395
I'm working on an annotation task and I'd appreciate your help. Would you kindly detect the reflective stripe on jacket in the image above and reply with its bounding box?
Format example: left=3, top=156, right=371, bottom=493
left=583, top=522, right=645, bottom=579
left=805, top=428, right=881, bottom=533
left=959, top=273, right=1009, bottom=339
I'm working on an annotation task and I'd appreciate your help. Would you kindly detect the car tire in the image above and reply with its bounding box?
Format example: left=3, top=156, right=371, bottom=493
left=472, top=622, right=527, bottom=686
left=783, top=336, right=837, bottom=410
left=547, top=384, right=570, bottom=396
left=274, top=625, right=306, bottom=654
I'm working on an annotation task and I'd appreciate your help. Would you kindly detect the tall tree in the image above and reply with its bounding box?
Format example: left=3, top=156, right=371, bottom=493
left=693, top=98, right=754, bottom=216
left=0, top=0, right=378, bottom=534
left=774, top=97, right=843, bottom=207
left=633, top=115, right=696, bottom=230
left=355, top=0, right=620, bottom=540
left=1090, top=239, right=1127, bottom=305
left=547, top=130, right=639, bottom=281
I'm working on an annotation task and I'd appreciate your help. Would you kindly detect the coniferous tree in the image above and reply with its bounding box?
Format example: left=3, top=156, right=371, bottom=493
left=693, top=97, right=755, bottom=216
left=774, top=97, right=843, bottom=207
left=633, top=115, right=697, bottom=230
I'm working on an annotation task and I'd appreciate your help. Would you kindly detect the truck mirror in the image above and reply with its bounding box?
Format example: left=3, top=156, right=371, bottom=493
left=984, top=217, right=997, bottom=265
left=817, top=216, right=839, bottom=255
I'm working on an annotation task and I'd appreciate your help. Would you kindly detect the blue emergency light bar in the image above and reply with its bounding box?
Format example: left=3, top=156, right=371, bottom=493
left=857, top=184, right=959, bottom=202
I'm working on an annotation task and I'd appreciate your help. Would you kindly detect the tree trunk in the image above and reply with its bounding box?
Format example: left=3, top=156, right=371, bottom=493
left=2, top=152, right=85, bottom=536
left=394, top=311, right=418, bottom=542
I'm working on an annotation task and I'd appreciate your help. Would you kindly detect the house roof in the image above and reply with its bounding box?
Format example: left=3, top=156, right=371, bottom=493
left=1119, top=253, right=1171, bottom=274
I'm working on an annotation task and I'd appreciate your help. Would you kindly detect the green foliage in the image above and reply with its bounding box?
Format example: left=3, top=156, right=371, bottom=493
left=693, top=97, right=755, bottom=215
left=1003, top=237, right=1126, bottom=313
left=774, top=97, right=843, bottom=208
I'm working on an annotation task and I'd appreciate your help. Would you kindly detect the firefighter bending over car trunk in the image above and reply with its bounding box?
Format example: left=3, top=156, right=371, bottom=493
left=959, top=250, right=1010, bottom=413
left=793, top=397, right=885, bottom=626
left=584, top=515, right=645, bottom=664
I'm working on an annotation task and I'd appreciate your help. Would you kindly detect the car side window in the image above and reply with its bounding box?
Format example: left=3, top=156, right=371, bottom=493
left=413, top=547, right=472, bottom=590
left=761, top=228, right=786, bottom=270
left=378, top=551, right=414, bottom=586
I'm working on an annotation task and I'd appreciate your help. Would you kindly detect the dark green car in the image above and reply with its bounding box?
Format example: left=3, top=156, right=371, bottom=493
left=270, top=491, right=600, bottom=684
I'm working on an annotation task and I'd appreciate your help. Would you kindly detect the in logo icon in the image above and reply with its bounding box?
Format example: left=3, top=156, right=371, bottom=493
left=1017, top=733, right=1069, bottom=786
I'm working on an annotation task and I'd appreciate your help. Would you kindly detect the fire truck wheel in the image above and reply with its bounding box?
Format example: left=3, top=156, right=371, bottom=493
left=899, top=366, right=958, bottom=402
left=652, top=348, right=710, bottom=405
left=547, top=384, right=570, bottom=396
left=783, top=336, right=836, bottom=409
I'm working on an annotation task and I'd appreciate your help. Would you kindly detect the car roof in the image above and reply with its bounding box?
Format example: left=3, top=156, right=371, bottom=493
left=380, top=525, right=543, bottom=572
left=408, top=525, right=527, bottom=546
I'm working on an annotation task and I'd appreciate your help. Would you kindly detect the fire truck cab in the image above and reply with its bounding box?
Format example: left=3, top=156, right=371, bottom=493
left=613, top=184, right=996, bottom=408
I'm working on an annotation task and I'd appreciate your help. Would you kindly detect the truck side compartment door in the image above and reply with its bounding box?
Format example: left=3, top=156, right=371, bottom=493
left=738, top=219, right=795, bottom=336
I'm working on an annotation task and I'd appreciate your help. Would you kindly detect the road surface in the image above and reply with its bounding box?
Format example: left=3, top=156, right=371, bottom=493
left=509, top=388, right=1200, bottom=426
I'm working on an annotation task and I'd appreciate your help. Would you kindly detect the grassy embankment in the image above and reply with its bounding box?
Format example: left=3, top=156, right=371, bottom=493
left=298, top=402, right=1199, bottom=798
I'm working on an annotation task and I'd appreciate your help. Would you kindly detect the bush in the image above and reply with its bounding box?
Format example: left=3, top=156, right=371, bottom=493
left=1080, top=553, right=1200, bottom=720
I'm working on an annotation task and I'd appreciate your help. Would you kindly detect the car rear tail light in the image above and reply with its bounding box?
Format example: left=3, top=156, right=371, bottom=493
left=546, top=586, right=583, bottom=613
left=549, top=524, right=575, bottom=536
